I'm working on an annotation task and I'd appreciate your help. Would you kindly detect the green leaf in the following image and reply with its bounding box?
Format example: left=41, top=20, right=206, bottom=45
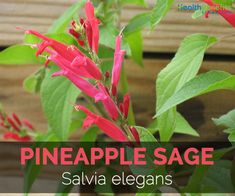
left=201, top=160, right=235, bottom=192
left=99, top=24, right=118, bottom=49
left=99, top=24, right=131, bottom=55
left=174, top=112, right=199, bottom=136
left=24, top=132, right=59, bottom=193
left=213, top=109, right=235, bottom=128
left=125, top=31, right=143, bottom=66
left=135, top=126, right=157, bottom=142
left=0, top=45, right=41, bottom=65
left=23, top=67, right=46, bottom=93
left=155, top=34, right=217, bottom=141
left=156, top=34, right=218, bottom=111
left=129, top=126, right=159, bottom=175
left=23, top=75, right=38, bottom=93
left=80, top=127, right=99, bottom=142
left=157, top=71, right=235, bottom=116
left=55, top=129, right=98, bottom=195
left=213, top=109, right=235, bottom=142
left=213, top=0, right=234, bottom=7
left=40, top=66, right=80, bottom=140
left=124, top=12, right=151, bottom=35
left=124, top=0, right=174, bottom=35
left=120, top=0, right=147, bottom=7
left=48, top=0, right=86, bottom=34
left=150, top=0, right=174, bottom=29
left=184, top=146, right=235, bottom=192
left=228, top=131, right=235, bottom=142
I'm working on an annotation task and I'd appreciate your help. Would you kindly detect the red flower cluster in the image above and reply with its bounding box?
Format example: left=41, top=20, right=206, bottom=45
left=0, top=112, right=33, bottom=141
left=69, top=0, right=100, bottom=53
left=203, top=0, right=235, bottom=27
left=26, top=0, right=139, bottom=143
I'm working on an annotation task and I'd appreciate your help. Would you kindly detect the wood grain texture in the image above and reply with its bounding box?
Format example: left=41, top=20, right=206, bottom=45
left=0, top=0, right=235, bottom=54
left=1, top=58, right=235, bottom=141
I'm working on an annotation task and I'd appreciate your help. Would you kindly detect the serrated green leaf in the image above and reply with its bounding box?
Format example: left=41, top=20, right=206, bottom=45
left=150, top=0, right=174, bottom=29
left=48, top=0, right=86, bottom=34
left=155, top=34, right=217, bottom=141
left=125, top=30, right=143, bottom=66
left=41, top=66, right=80, bottom=140
left=157, top=71, right=235, bottom=116
left=0, top=45, right=41, bottom=65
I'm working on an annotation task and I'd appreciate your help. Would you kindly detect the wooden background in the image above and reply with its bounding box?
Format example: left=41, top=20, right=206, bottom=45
left=0, top=0, right=235, bottom=141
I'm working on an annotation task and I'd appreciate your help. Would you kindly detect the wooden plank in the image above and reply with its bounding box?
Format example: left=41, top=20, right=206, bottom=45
left=0, top=0, right=235, bottom=54
left=1, top=58, right=235, bottom=141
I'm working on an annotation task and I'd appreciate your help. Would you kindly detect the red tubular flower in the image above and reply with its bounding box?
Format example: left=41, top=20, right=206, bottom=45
left=1, top=112, right=34, bottom=141
left=23, top=119, right=34, bottom=130
left=26, top=30, right=102, bottom=80
left=85, top=0, right=100, bottom=54
left=123, top=94, right=130, bottom=119
left=12, top=113, right=22, bottom=127
left=203, top=0, right=235, bottom=27
left=75, top=105, right=128, bottom=142
left=71, top=56, right=102, bottom=80
left=0, top=114, right=4, bottom=121
left=95, top=83, right=119, bottom=120
left=129, top=126, right=140, bottom=143
left=52, top=69, right=100, bottom=99
left=111, top=36, right=126, bottom=96
left=7, top=117, right=20, bottom=132
left=69, top=20, right=85, bottom=46
left=46, top=48, right=101, bottom=80
left=45, top=48, right=93, bottom=79
left=69, top=29, right=84, bottom=46
left=26, top=30, right=84, bottom=60
left=3, top=132, right=31, bottom=142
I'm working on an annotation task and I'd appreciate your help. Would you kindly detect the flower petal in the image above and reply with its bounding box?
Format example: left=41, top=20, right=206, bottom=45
left=97, top=83, right=119, bottom=120
left=53, top=70, right=99, bottom=99
left=3, top=132, right=31, bottom=142
left=111, top=36, right=126, bottom=96
left=76, top=105, right=127, bottom=142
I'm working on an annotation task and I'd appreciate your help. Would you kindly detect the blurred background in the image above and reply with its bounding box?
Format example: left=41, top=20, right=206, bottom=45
left=0, top=0, right=235, bottom=141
